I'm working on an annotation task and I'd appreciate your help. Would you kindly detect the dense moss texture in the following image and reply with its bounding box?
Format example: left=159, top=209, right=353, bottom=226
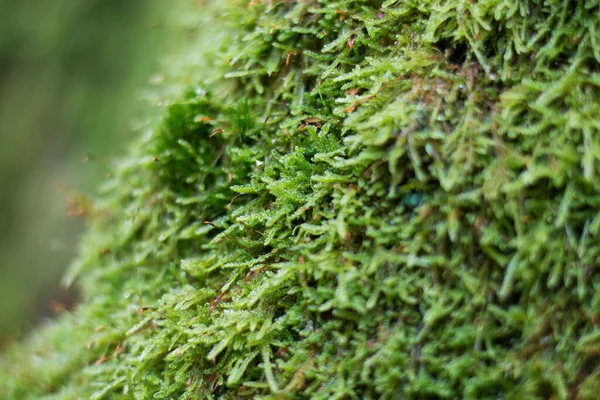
left=2, top=0, right=600, bottom=398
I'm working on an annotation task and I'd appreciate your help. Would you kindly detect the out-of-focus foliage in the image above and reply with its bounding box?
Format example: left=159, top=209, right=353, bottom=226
left=0, top=0, right=167, bottom=336
left=2, top=0, right=600, bottom=398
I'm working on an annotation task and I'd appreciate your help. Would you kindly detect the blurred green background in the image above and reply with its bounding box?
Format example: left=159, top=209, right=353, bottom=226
left=0, top=0, right=199, bottom=340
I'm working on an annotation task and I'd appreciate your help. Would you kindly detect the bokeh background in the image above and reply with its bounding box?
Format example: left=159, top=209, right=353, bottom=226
left=0, top=0, right=202, bottom=340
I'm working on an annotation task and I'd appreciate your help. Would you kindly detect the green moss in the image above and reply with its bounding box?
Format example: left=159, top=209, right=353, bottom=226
left=2, top=0, right=600, bottom=398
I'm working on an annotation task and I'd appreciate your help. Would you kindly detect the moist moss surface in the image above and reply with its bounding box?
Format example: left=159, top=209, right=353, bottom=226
left=2, top=0, right=600, bottom=398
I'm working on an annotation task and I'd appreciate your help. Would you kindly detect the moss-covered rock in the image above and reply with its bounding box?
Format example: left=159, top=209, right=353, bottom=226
left=2, top=0, right=600, bottom=398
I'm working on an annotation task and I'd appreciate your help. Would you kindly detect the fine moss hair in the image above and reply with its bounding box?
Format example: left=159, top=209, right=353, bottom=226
left=2, top=0, right=600, bottom=398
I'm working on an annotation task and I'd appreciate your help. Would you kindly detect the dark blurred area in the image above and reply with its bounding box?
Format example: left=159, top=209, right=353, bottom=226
left=0, top=0, right=175, bottom=340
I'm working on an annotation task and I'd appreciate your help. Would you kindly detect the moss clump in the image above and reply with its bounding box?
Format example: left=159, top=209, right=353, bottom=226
left=2, top=0, right=600, bottom=398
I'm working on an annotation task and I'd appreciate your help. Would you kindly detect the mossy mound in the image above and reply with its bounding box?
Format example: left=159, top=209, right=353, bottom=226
left=2, top=0, right=600, bottom=398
